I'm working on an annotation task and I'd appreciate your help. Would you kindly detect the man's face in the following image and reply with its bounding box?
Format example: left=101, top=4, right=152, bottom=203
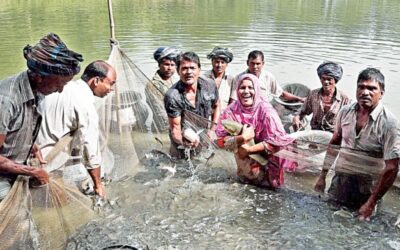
left=212, top=57, right=228, bottom=75
left=178, top=60, right=200, bottom=86
left=356, top=79, right=383, bottom=109
left=39, top=75, right=74, bottom=95
left=159, top=59, right=176, bottom=80
left=319, top=74, right=336, bottom=92
left=247, top=56, right=264, bottom=77
left=93, top=68, right=117, bottom=98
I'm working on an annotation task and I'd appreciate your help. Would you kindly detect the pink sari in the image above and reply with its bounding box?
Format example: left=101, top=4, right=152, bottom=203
left=216, top=74, right=294, bottom=188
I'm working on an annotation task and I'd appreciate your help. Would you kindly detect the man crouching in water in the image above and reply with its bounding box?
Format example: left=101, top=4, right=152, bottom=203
left=164, top=52, right=220, bottom=159
left=37, top=61, right=116, bottom=198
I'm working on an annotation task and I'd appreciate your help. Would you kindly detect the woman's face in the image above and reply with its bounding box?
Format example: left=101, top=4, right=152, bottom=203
left=238, top=79, right=255, bottom=107
left=320, top=73, right=336, bottom=92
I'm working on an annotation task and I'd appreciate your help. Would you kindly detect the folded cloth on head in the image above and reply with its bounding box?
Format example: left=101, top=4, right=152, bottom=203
left=207, top=47, right=233, bottom=63
left=317, top=61, right=343, bottom=82
left=23, top=32, right=83, bottom=76
left=153, top=46, right=180, bottom=63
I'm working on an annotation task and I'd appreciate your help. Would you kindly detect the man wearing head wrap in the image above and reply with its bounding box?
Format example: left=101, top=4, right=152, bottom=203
left=292, top=61, right=352, bottom=132
left=202, top=47, right=235, bottom=110
left=145, top=47, right=181, bottom=132
left=230, top=50, right=305, bottom=103
left=151, top=46, right=180, bottom=97
left=314, top=68, right=400, bottom=221
left=0, top=32, right=83, bottom=200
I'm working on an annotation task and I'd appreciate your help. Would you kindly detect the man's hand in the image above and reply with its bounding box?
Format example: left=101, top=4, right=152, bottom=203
left=292, top=115, right=302, bottom=132
left=241, top=124, right=255, bottom=142
left=358, top=200, right=376, bottom=221
left=314, top=174, right=326, bottom=193
left=298, top=97, right=306, bottom=103
left=31, top=168, right=50, bottom=185
left=31, top=143, right=47, bottom=166
left=183, top=137, right=200, bottom=148
left=94, top=183, right=106, bottom=197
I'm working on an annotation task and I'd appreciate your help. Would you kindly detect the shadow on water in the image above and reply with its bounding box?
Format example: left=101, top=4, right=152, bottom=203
left=67, top=149, right=400, bottom=249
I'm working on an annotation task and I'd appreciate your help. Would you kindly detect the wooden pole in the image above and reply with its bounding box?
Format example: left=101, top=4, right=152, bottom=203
left=107, top=0, right=122, bottom=133
left=107, top=0, right=116, bottom=40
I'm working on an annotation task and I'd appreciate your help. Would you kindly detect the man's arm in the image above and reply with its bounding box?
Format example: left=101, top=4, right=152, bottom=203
left=208, top=100, right=221, bottom=139
left=169, top=116, right=184, bottom=146
left=314, top=131, right=342, bottom=193
left=281, top=90, right=306, bottom=103
left=0, top=134, right=49, bottom=184
left=87, top=167, right=104, bottom=197
left=358, top=158, right=399, bottom=220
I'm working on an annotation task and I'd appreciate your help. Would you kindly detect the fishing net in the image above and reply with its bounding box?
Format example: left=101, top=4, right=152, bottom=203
left=0, top=171, right=96, bottom=249
left=181, top=109, right=388, bottom=185
left=272, top=83, right=311, bottom=132
left=276, top=130, right=385, bottom=178
left=97, top=42, right=172, bottom=182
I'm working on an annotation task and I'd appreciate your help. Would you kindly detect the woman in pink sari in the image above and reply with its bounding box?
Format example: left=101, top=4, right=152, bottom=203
left=216, top=73, right=294, bottom=189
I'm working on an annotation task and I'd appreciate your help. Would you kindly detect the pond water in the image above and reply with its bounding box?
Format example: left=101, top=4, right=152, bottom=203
left=1, top=0, right=400, bottom=249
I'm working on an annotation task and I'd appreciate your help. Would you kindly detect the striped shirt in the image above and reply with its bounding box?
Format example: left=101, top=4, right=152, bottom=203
left=297, top=87, right=352, bottom=132
left=0, top=71, right=41, bottom=164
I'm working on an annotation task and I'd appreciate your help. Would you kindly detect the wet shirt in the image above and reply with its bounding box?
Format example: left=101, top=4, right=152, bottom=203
left=0, top=71, right=41, bottom=164
left=335, top=102, right=400, bottom=172
left=297, top=87, right=352, bottom=132
left=202, top=69, right=235, bottom=111
left=164, top=77, right=219, bottom=120
left=37, top=79, right=101, bottom=170
left=230, top=70, right=283, bottom=102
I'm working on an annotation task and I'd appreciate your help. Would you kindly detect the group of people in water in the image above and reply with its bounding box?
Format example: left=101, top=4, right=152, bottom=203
left=152, top=46, right=400, bottom=221
left=0, top=32, right=398, bottom=224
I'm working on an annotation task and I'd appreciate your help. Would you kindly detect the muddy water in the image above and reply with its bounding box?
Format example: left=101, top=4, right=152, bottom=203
left=66, top=131, right=400, bottom=250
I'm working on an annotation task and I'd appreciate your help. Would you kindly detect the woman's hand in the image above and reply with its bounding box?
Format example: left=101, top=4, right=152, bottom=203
left=241, top=124, right=255, bottom=142
left=238, top=144, right=251, bottom=159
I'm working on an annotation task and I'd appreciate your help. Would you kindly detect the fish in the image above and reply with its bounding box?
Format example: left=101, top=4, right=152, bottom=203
left=332, top=209, right=354, bottom=218
left=221, top=119, right=268, bottom=165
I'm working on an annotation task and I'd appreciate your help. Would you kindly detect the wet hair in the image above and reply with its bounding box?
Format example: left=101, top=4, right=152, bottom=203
left=176, top=52, right=201, bottom=70
left=81, top=60, right=112, bottom=82
left=357, top=67, right=385, bottom=91
left=247, top=50, right=264, bottom=62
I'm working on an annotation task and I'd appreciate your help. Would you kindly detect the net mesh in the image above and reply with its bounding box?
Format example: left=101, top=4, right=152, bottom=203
left=0, top=172, right=96, bottom=249
left=0, top=40, right=395, bottom=249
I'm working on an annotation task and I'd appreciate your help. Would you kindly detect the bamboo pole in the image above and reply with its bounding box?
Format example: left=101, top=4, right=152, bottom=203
left=107, top=0, right=122, bottom=133
left=107, top=0, right=116, bottom=40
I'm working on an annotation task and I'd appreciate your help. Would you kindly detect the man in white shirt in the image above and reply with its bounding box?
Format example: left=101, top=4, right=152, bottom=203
left=37, top=60, right=116, bottom=197
left=202, top=47, right=235, bottom=111
left=230, top=50, right=305, bottom=103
